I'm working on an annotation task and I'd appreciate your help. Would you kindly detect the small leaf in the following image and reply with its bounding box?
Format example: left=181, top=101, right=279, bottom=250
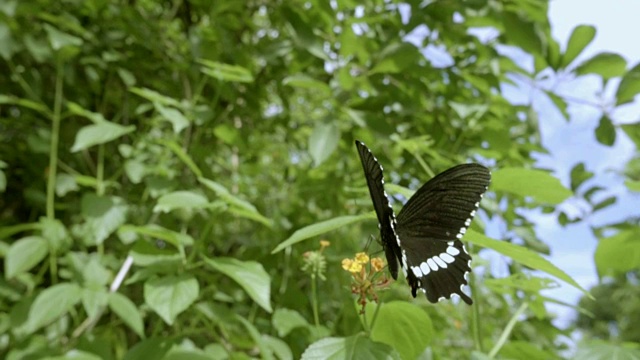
left=569, top=163, right=593, bottom=192
left=204, top=257, right=272, bottom=313
left=283, top=74, right=331, bottom=94
left=144, top=275, right=199, bottom=325
left=466, top=230, right=589, bottom=296
left=118, top=224, right=194, bottom=248
left=492, top=167, right=573, bottom=204
left=78, top=194, right=128, bottom=246
left=154, top=191, right=209, bottom=213
left=109, top=292, right=145, bottom=337
left=271, top=213, right=372, bottom=254
left=575, top=52, right=627, bottom=80
left=616, top=62, right=640, bottom=105
left=562, top=25, right=596, bottom=67
left=625, top=180, right=640, bottom=192
left=272, top=308, right=310, bottom=337
left=622, top=123, right=640, bottom=148
left=199, top=60, right=254, bottom=83
left=123, top=337, right=173, bottom=360
left=155, top=104, right=190, bottom=134
left=44, top=24, right=83, bottom=50
left=24, top=283, right=82, bottom=333
left=595, top=116, right=616, bottom=146
left=301, top=334, right=400, bottom=360
left=308, top=123, right=340, bottom=166
left=236, top=315, right=274, bottom=360
left=71, top=122, right=135, bottom=152
left=82, top=287, right=108, bottom=318
left=594, top=229, right=640, bottom=277
left=592, top=195, right=616, bottom=212
left=366, top=301, right=433, bottom=360
left=502, top=12, right=543, bottom=57
left=199, top=177, right=272, bottom=227
left=5, top=236, right=49, bottom=278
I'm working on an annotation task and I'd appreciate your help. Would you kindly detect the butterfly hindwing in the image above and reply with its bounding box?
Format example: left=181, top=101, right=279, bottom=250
left=355, top=140, right=402, bottom=279
left=396, top=163, right=490, bottom=304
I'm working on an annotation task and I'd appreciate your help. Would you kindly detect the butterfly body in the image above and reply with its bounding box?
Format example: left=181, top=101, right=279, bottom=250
left=355, top=140, right=490, bottom=305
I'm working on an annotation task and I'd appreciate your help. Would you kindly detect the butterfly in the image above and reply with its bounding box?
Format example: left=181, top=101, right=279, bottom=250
left=355, top=140, right=490, bottom=304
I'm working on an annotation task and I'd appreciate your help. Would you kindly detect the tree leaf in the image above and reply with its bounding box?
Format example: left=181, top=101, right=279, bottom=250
left=594, top=229, right=640, bottom=278
left=78, top=194, right=128, bottom=246
left=109, top=292, right=145, bottom=338
left=144, top=275, right=199, bottom=325
left=622, top=123, right=640, bottom=148
left=71, top=121, right=136, bottom=152
left=155, top=104, right=190, bottom=134
left=24, top=283, right=82, bottom=333
left=199, top=177, right=272, bottom=227
left=492, top=167, right=573, bottom=204
left=575, top=52, right=627, bottom=80
left=5, top=236, right=49, bottom=278
left=301, top=334, right=400, bottom=360
left=466, top=230, right=589, bottom=296
left=271, top=213, right=373, bottom=254
left=154, top=191, right=209, bottom=213
left=573, top=340, right=640, bottom=360
left=199, top=60, right=254, bottom=83
left=616, top=62, right=640, bottom=105
left=204, top=257, right=272, bottom=313
left=562, top=25, right=596, bottom=68
left=595, top=116, right=616, bottom=146
left=366, top=301, right=433, bottom=360
left=123, top=338, right=174, bottom=360
left=308, top=123, right=340, bottom=166
left=272, top=308, right=310, bottom=337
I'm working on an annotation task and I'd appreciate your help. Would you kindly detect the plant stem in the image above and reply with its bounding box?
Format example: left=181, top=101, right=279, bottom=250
left=488, top=302, right=529, bottom=358
left=46, top=57, right=64, bottom=219
left=311, top=274, right=319, bottom=327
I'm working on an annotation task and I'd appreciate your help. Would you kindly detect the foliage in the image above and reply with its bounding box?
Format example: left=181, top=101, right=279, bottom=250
left=1, top=0, right=639, bottom=359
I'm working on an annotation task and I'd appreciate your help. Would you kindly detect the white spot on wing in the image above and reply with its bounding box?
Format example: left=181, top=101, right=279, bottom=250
left=437, top=296, right=446, bottom=302
left=433, top=256, right=447, bottom=268
left=420, top=262, right=431, bottom=275
left=411, top=266, right=422, bottom=277
left=446, top=246, right=460, bottom=256
left=426, top=258, right=438, bottom=271
left=440, top=253, right=455, bottom=263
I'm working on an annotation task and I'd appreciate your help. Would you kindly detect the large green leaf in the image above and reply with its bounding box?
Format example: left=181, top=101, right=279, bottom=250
left=144, top=275, right=199, bottom=325
left=575, top=52, right=627, bottom=80
left=301, top=334, right=400, bottom=360
left=153, top=191, right=209, bottom=213
left=595, top=116, right=616, bottom=146
left=4, top=236, right=48, bottom=278
left=573, top=340, right=640, bottom=360
left=492, top=167, right=572, bottom=204
left=109, top=292, right=145, bottom=338
left=271, top=213, right=373, bottom=254
left=272, top=308, right=310, bottom=337
left=466, top=230, right=588, bottom=296
left=199, top=60, right=254, bottom=83
left=562, top=25, right=596, bottom=68
left=199, top=177, right=272, bottom=227
left=204, top=257, right=272, bottom=313
left=594, top=229, right=640, bottom=277
left=616, top=62, right=640, bottom=105
left=308, top=123, right=340, bottom=166
left=366, top=301, right=433, bottom=360
left=71, top=121, right=135, bottom=152
left=23, top=283, right=82, bottom=333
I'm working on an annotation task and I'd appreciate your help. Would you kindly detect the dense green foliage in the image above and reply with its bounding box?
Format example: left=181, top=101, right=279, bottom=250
left=1, top=0, right=640, bottom=359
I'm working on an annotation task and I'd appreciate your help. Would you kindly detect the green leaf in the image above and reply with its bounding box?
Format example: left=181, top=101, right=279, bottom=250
left=199, top=177, right=272, bottom=227
left=617, top=62, right=640, bottom=105
left=123, top=338, right=174, bottom=360
left=595, top=116, right=616, bottom=146
left=5, top=236, right=49, bottom=278
left=155, top=104, right=190, bottom=134
left=492, top=167, right=573, bottom=204
left=574, top=340, right=640, bottom=360
left=154, top=191, right=209, bottom=213
left=592, top=195, right=616, bottom=212
left=118, top=224, right=194, bottom=248
left=301, top=334, right=400, bottom=360
left=144, top=275, right=199, bottom=325
left=271, top=213, right=373, bottom=254
left=308, top=123, right=340, bottom=166
left=502, top=12, right=543, bottom=57
left=162, top=140, right=203, bottom=178
left=71, top=121, right=136, bottom=152
left=370, top=42, right=420, bottom=75
left=625, top=180, right=640, bottom=192
left=366, top=301, right=433, bottom=360
left=199, top=60, right=254, bottom=83
left=78, top=194, right=128, bottom=246
left=272, top=308, right=310, bottom=337
left=236, top=315, right=274, bottom=360
left=594, top=229, right=640, bottom=277
left=569, top=163, right=593, bottom=192
left=263, top=335, right=293, bottom=360
left=109, top=292, right=145, bottom=338
left=44, top=24, right=83, bottom=50
left=622, top=123, right=640, bottom=148
left=562, top=25, right=596, bottom=68
left=81, top=287, right=108, bottom=319
left=466, top=230, right=589, bottom=296
left=204, top=257, right=272, bottom=313
left=283, top=74, right=331, bottom=94
left=24, top=283, right=82, bottom=333
left=575, top=52, right=627, bottom=80
left=500, top=340, right=558, bottom=360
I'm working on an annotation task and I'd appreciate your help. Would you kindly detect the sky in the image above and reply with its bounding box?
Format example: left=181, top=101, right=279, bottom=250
left=526, top=0, right=640, bottom=326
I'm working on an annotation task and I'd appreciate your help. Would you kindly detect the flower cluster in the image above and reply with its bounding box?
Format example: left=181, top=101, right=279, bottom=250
left=342, top=252, right=390, bottom=314
left=301, top=240, right=330, bottom=281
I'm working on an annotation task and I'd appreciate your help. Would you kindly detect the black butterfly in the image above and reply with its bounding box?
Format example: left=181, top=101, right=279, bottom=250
left=355, top=140, right=490, bottom=305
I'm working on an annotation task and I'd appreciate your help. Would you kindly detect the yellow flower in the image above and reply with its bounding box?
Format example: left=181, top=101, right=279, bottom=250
left=320, top=240, right=330, bottom=249
left=371, top=257, right=384, bottom=272
left=355, top=252, right=369, bottom=264
left=342, top=258, right=353, bottom=271
left=349, top=261, right=363, bottom=273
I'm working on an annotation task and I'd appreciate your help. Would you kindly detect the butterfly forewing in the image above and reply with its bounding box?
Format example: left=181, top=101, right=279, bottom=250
left=355, top=141, right=402, bottom=279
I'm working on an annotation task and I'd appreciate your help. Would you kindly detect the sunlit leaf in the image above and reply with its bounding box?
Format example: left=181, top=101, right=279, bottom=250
left=301, top=334, right=400, bottom=360
left=109, top=292, right=145, bottom=338
left=594, top=229, right=640, bottom=277
left=144, top=275, right=199, bottom=325
left=562, top=25, right=596, bottom=68
left=492, top=167, right=572, bottom=204
left=595, top=116, right=616, bottom=146
left=309, top=123, right=340, bottom=166
left=71, top=121, right=135, bottom=152
left=24, top=283, right=81, bottom=333
left=575, top=52, right=626, bottom=80
left=5, top=236, right=48, bottom=278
